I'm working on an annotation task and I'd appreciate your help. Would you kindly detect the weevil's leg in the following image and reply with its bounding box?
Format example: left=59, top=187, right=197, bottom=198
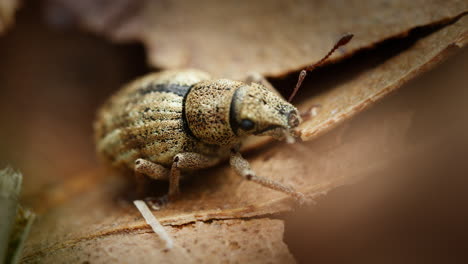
left=245, top=72, right=278, bottom=94
left=135, top=158, right=170, bottom=180
left=134, top=159, right=170, bottom=209
left=169, top=152, right=221, bottom=198
left=230, top=150, right=308, bottom=204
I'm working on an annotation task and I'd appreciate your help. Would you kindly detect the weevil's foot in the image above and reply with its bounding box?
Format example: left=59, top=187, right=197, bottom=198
left=144, top=195, right=169, bottom=210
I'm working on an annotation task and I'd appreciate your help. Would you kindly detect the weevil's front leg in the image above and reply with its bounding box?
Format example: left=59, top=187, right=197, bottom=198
left=230, top=150, right=308, bottom=204
left=169, top=152, right=221, bottom=198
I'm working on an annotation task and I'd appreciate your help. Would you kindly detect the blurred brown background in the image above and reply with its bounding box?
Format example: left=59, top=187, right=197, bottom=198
left=284, top=49, right=468, bottom=263
left=0, top=3, right=147, bottom=201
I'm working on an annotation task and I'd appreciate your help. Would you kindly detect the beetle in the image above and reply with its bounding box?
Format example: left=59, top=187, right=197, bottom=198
left=94, top=34, right=353, bottom=208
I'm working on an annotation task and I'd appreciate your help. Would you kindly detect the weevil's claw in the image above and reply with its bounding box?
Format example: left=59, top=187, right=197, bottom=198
left=144, top=195, right=169, bottom=210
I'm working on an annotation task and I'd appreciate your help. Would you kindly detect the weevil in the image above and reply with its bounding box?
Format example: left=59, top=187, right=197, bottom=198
left=94, top=34, right=353, bottom=207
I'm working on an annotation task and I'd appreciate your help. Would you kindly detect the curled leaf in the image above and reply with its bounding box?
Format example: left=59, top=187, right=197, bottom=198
left=297, top=15, right=468, bottom=141
left=46, top=0, right=468, bottom=78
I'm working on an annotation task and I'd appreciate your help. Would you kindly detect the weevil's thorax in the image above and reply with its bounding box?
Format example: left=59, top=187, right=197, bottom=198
left=185, top=79, right=301, bottom=146
left=184, top=79, right=245, bottom=146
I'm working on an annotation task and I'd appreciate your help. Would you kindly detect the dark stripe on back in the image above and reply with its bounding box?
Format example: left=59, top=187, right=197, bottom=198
left=138, top=83, right=191, bottom=97
left=182, top=85, right=199, bottom=140
left=229, top=88, right=240, bottom=136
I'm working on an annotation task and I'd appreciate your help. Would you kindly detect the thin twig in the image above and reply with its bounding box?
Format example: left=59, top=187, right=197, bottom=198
left=133, top=200, right=174, bottom=249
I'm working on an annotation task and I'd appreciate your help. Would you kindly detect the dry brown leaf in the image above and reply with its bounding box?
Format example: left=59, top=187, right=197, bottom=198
left=297, top=15, right=468, bottom=141
left=21, top=16, right=468, bottom=262
left=0, top=0, right=19, bottom=33
left=242, top=15, right=468, bottom=150
left=45, top=0, right=468, bottom=78
left=23, top=218, right=294, bottom=263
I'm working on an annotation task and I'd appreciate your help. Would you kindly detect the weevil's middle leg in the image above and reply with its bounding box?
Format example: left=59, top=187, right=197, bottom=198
left=169, top=152, right=221, bottom=198
left=135, top=155, right=220, bottom=209
left=230, top=150, right=308, bottom=204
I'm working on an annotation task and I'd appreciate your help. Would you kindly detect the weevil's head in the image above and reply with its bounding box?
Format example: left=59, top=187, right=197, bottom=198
left=185, top=79, right=301, bottom=146
left=231, top=82, right=301, bottom=140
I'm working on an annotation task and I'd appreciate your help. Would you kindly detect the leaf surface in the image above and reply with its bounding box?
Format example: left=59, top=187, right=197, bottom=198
left=48, top=0, right=468, bottom=78
left=21, top=15, right=468, bottom=262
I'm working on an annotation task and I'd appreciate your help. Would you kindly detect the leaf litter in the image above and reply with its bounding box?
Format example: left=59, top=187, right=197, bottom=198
left=15, top=1, right=468, bottom=262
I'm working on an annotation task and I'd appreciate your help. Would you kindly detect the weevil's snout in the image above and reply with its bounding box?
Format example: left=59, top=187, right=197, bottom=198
left=258, top=108, right=301, bottom=142
left=287, top=110, right=300, bottom=128
left=282, top=110, right=301, bottom=143
left=233, top=83, right=301, bottom=141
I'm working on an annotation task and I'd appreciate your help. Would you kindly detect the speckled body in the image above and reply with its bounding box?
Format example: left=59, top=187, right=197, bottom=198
left=94, top=68, right=307, bottom=204
left=95, top=68, right=301, bottom=198
left=95, top=70, right=234, bottom=170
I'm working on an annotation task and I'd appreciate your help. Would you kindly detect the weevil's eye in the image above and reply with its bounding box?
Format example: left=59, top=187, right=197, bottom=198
left=240, top=119, right=255, bottom=131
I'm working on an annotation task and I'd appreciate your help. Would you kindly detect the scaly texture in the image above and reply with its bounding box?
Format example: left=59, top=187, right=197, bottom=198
left=95, top=69, right=213, bottom=168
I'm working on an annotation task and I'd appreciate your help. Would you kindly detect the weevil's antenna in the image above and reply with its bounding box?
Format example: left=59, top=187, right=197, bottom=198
left=288, top=33, right=354, bottom=102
